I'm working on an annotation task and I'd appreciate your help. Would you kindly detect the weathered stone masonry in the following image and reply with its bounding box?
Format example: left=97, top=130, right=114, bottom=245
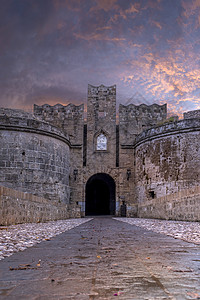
left=0, top=108, right=71, bottom=203
left=0, top=85, right=200, bottom=224
left=0, top=108, right=81, bottom=224
left=134, top=118, right=200, bottom=221
left=0, top=186, right=80, bottom=226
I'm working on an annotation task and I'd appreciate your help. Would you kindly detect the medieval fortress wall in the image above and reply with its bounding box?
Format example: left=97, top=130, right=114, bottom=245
left=119, top=103, right=167, bottom=144
left=0, top=108, right=71, bottom=202
left=135, top=118, right=200, bottom=221
left=0, top=85, right=200, bottom=224
left=0, top=185, right=80, bottom=226
left=0, top=108, right=81, bottom=224
left=34, top=103, right=84, bottom=145
left=184, top=109, right=200, bottom=120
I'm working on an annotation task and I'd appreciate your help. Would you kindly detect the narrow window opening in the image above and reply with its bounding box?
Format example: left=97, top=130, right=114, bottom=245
left=149, top=191, right=156, bottom=199
left=97, top=133, right=107, bottom=150
left=116, top=125, right=119, bottom=167
left=83, top=124, right=87, bottom=166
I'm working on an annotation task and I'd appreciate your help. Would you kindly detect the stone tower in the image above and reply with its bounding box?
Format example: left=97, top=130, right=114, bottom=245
left=86, top=84, right=116, bottom=168
left=83, top=84, right=117, bottom=215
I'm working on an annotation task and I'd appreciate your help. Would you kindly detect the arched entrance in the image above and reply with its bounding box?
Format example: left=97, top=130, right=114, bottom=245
left=85, top=173, right=116, bottom=216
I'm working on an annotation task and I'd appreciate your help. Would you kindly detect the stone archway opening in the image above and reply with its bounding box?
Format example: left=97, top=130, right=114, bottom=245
left=85, top=173, right=115, bottom=216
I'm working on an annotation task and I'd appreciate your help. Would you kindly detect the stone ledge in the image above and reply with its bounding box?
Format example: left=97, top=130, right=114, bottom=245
left=0, top=110, right=70, bottom=147
left=0, top=185, right=81, bottom=225
left=138, top=186, right=200, bottom=221
left=134, top=118, right=200, bottom=147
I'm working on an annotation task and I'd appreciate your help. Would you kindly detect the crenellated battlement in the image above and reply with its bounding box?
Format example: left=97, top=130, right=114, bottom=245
left=34, top=103, right=84, bottom=145
left=184, top=108, right=200, bottom=120
left=88, top=84, right=116, bottom=96
left=34, top=103, right=84, bottom=120
left=119, top=103, right=167, bottom=145
left=119, top=103, right=167, bottom=122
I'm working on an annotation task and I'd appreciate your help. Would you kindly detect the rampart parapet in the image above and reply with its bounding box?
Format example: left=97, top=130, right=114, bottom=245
left=0, top=108, right=70, bottom=145
left=184, top=108, right=200, bottom=120
left=134, top=118, right=200, bottom=146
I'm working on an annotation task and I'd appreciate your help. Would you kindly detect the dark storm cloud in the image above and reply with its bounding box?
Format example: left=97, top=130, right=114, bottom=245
left=0, top=0, right=199, bottom=116
left=26, top=84, right=86, bottom=105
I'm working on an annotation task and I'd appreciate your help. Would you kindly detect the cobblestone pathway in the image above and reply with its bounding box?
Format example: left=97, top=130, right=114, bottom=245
left=114, top=218, right=200, bottom=245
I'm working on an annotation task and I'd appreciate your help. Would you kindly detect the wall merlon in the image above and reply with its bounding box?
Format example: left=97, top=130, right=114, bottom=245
left=184, top=109, right=200, bottom=119
left=88, top=84, right=116, bottom=96
left=119, top=103, right=167, bottom=121
left=34, top=103, right=84, bottom=114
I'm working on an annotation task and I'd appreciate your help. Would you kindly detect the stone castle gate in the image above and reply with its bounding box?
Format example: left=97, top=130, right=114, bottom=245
left=85, top=173, right=116, bottom=216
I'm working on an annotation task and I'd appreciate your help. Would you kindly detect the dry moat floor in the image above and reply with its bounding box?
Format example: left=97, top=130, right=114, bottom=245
left=0, top=217, right=200, bottom=300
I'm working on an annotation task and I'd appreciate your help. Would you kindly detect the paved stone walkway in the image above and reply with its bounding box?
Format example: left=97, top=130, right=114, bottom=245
left=0, top=217, right=199, bottom=299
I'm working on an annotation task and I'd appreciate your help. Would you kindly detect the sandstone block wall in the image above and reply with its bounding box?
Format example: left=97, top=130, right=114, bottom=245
left=34, top=103, right=84, bottom=145
left=118, top=104, right=167, bottom=215
left=86, top=84, right=116, bottom=168
left=0, top=108, right=71, bottom=203
left=81, top=85, right=119, bottom=215
left=184, top=109, right=200, bottom=120
left=33, top=104, right=84, bottom=210
left=134, top=118, right=200, bottom=221
left=138, top=185, right=200, bottom=221
left=119, top=103, right=167, bottom=145
left=0, top=186, right=80, bottom=226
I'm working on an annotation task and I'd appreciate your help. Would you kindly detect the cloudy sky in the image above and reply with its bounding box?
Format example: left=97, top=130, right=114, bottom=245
left=0, top=0, right=200, bottom=117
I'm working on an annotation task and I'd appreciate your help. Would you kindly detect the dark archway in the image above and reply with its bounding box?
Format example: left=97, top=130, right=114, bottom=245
left=85, top=173, right=116, bottom=216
